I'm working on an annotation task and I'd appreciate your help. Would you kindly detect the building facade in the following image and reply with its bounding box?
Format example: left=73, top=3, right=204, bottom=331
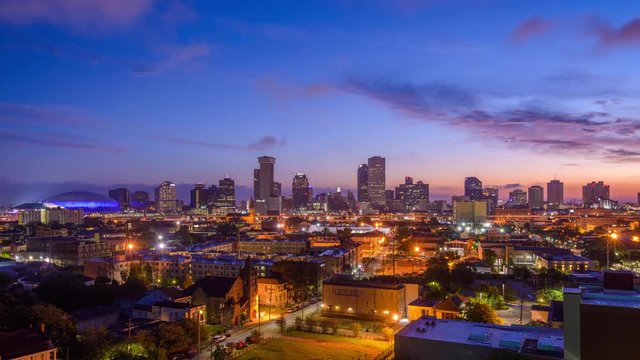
left=367, top=156, right=386, bottom=207
left=155, top=181, right=177, bottom=212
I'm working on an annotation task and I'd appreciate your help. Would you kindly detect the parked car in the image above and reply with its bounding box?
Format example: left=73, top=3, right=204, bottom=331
left=213, top=335, right=226, bottom=343
left=235, top=341, right=247, bottom=350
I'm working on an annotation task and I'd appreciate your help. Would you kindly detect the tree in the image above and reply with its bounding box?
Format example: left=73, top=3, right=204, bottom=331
left=27, top=304, right=77, bottom=352
left=527, top=320, right=550, bottom=327
left=319, top=320, right=330, bottom=334
left=474, top=283, right=505, bottom=310
left=275, top=316, right=286, bottom=334
left=328, top=319, right=339, bottom=335
left=74, top=326, right=114, bottom=359
left=294, top=316, right=304, bottom=331
left=351, top=322, right=362, bottom=337
left=535, top=288, right=563, bottom=305
left=460, top=302, right=502, bottom=324
left=423, top=281, right=448, bottom=300
left=157, top=322, right=191, bottom=354
left=482, top=249, right=498, bottom=271
left=513, top=266, right=531, bottom=280
left=304, top=316, right=316, bottom=332
left=216, top=222, right=238, bottom=237
left=451, top=263, right=475, bottom=285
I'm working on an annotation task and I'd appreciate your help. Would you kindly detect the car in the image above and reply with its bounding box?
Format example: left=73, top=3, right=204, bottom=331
left=235, top=341, right=247, bottom=349
left=213, top=335, right=226, bottom=343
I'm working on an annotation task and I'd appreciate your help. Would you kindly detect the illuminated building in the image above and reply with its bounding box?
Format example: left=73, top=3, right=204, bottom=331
left=547, top=179, right=564, bottom=208
left=367, top=156, right=386, bottom=207
left=483, top=187, right=499, bottom=214
left=292, top=173, right=311, bottom=209
left=357, top=164, right=369, bottom=202
left=464, top=177, right=483, bottom=200
left=108, top=188, right=130, bottom=209
left=215, top=177, right=236, bottom=210
left=322, top=278, right=407, bottom=319
left=507, top=189, right=527, bottom=207
left=453, top=200, right=487, bottom=224
left=46, top=191, right=119, bottom=212
left=528, top=185, right=544, bottom=209
left=254, top=156, right=281, bottom=215
left=14, top=202, right=84, bottom=225
left=155, top=181, right=177, bottom=212
left=395, top=176, right=429, bottom=212
left=582, top=181, right=610, bottom=207
left=131, top=191, right=149, bottom=210
left=190, top=183, right=209, bottom=209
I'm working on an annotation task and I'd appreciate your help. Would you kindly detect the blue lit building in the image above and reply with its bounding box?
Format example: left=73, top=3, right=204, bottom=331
left=45, top=191, right=120, bottom=212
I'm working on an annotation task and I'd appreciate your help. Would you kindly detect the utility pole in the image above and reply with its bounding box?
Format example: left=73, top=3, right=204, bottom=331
left=197, top=310, right=202, bottom=360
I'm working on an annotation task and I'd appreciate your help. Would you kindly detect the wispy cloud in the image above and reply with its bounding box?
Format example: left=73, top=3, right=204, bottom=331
left=255, top=76, right=332, bottom=100
left=341, top=75, right=640, bottom=162
left=132, top=43, right=211, bottom=76
left=0, top=0, right=152, bottom=31
left=510, top=17, right=554, bottom=43
left=168, top=136, right=285, bottom=151
left=588, top=16, right=640, bottom=48
left=0, top=130, right=124, bottom=153
left=0, top=102, right=93, bottom=126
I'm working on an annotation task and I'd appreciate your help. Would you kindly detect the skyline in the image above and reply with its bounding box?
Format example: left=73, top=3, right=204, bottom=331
left=2, top=1, right=640, bottom=202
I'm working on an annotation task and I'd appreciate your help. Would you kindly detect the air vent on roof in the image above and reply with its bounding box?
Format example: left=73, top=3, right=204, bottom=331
left=468, top=327, right=491, bottom=341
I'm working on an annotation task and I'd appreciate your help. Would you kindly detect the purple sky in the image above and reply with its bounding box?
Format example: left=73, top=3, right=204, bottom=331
left=1, top=0, right=640, bottom=204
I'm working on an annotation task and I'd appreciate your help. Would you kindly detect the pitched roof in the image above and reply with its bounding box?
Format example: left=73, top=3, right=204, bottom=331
left=159, top=287, right=189, bottom=300
left=184, top=276, right=239, bottom=298
left=0, top=329, right=56, bottom=358
left=434, top=294, right=468, bottom=312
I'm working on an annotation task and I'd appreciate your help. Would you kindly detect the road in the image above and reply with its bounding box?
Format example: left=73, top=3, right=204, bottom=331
left=196, top=301, right=321, bottom=359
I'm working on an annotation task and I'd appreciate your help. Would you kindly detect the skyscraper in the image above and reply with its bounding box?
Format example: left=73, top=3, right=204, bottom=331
left=155, top=181, right=177, bottom=212
left=253, top=169, right=260, bottom=200
left=272, top=182, right=282, bottom=197
left=190, top=183, right=209, bottom=209
left=357, top=164, right=369, bottom=202
left=254, top=156, right=281, bottom=214
left=582, top=181, right=610, bottom=207
left=367, top=156, right=386, bottom=207
left=216, top=177, right=236, bottom=209
left=482, top=187, right=499, bottom=214
left=108, top=188, right=130, bottom=209
left=292, top=173, right=311, bottom=209
left=464, top=177, right=483, bottom=200
left=507, top=189, right=527, bottom=207
left=528, top=186, right=544, bottom=209
left=131, top=191, right=149, bottom=210
left=547, top=180, right=564, bottom=207
left=395, top=176, right=429, bottom=212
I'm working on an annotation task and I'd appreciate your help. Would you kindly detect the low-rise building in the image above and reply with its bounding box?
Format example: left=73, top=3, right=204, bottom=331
left=0, top=328, right=58, bottom=360
left=236, top=238, right=310, bottom=255
left=322, top=278, right=407, bottom=320
left=257, top=277, right=288, bottom=307
left=407, top=294, right=469, bottom=321
left=535, top=254, right=598, bottom=273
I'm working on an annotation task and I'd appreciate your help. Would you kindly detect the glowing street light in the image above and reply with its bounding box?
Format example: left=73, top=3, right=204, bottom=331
left=158, top=243, right=166, bottom=250
left=414, top=246, right=420, bottom=253
left=127, top=243, right=134, bottom=250
left=633, top=236, right=639, bottom=242
left=392, top=314, right=399, bottom=321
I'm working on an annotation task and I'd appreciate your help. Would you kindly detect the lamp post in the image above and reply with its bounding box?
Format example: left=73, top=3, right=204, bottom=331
left=608, top=233, right=618, bottom=269
left=197, top=309, right=203, bottom=360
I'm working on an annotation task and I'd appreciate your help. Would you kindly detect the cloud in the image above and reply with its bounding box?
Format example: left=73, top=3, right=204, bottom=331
left=588, top=17, right=640, bottom=48
left=255, top=76, right=332, bottom=100
left=0, top=102, right=93, bottom=126
left=132, top=43, right=211, bottom=76
left=341, top=75, right=640, bottom=163
left=168, top=136, right=285, bottom=151
left=0, top=0, right=152, bottom=30
left=502, top=183, right=523, bottom=189
left=510, top=17, right=554, bottom=43
left=217, top=18, right=318, bottom=41
left=0, top=130, right=124, bottom=153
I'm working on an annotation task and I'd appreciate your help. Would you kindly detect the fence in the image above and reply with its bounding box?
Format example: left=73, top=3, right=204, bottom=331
left=229, top=336, right=275, bottom=359
left=373, top=345, right=394, bottom=360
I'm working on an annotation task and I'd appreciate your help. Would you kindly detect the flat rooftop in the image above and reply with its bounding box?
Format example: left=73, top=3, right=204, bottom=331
left=397, top=316, right=563, bottom=359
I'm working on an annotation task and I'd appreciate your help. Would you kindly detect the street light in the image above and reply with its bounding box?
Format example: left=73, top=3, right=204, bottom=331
left=608, top=233, right=618, bottom=269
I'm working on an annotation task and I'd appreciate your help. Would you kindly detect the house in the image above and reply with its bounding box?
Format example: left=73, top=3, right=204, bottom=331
left=463, top=257, right=492, bottom=274
left=117, top=287, right=190, bottom=316
left=185, top=276, right=245, bottom=326
left=408, top=294, right=469, bottom=321
left=131, top=301, right=205, bottom=325
left=0, top=328, right=57, bottom=360
left=257, top=278, right=288, bottom=307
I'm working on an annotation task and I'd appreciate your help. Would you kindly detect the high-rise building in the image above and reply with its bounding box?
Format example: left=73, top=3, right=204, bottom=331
left=253, top=169, right=260, bottom=200
left=190, top=183, right=209, bottom=209
left=367, top=156, right=386, bottom=207
left=395, top=176, right=429, bottom=212
left=131, top=191, right=149, bottom=210
left=547, top=180, right=564, bottom=208
left=216, top=177, right=235, bottom=209
left=507, top=189, right=527, bottom=207
left=272, top=182, right=282, bottom=197
left=292, top=173, right=311, bottom=209
left=357, top=164, right=369, bottom=203
left=482, top=187, right=499, bottom=214
left=528, top=186, right=544, bottom=209
left=108, top=188, right=130, bottom=209
left=582, top=181, right=610, bottom=207
left=638, top=192, right=640, bottom=206
left=155, top=181, right=177, bottom=212
left=464, top=177, right=483, bottom=200
left=254, top=156, right=281, bottom=214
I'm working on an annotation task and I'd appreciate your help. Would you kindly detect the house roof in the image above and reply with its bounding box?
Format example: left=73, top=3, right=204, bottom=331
left=159, top=287, right=189, bottom=300
left=185, top=276, right=239, bottom=298
left=434, top=294, right=467, bottom=312
left=257, top=277, right=285, bottom=285
left=0, top=329, right=56, bottom=358
left=409, top=298, right=439, bottom=307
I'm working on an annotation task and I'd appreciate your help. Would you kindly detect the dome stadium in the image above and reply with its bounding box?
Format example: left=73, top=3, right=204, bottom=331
left=45, top=191, right=120, bottom=212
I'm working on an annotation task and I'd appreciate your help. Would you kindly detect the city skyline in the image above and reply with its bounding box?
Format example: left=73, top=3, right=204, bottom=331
left=2, top=1, right=640, bottom=202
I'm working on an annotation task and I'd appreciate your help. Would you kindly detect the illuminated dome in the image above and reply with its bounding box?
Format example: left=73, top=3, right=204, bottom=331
left=45, top=191, right=119, bottom=212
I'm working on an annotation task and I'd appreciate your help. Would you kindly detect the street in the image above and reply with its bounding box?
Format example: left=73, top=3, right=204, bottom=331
left=196, top=301, right=321, bottom=359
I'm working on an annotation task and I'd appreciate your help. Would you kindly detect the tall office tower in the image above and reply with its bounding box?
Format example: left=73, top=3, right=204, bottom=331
left=528, top=185, right=544, bottom=209
left=367, top=156, right=386, bottom=207
left=255, top=156, right=281, bottom=214
left=131, top=191, right=149, bottom=210
left=272, top=182, right=282, bottom=197
left=155, top=181, right=177, bottom=212
left=464, top=177, right=483, bottom=200
left=253, top=169, right=260, bottom=200
left=357, top=164, right=369, bottom=202
left=507, top=189, right=527, bottom=207
left=638, top=192, right=640, bottom=206
left=216, top=177, right=236, bottom=208
left=482, top=187, right=499, bottom=214
left=108, top=188, right=130, bottom=209
left=292, top=173, right=311, bottom=209
left=190, top=183, right=208, bottom=208
left=395, top=176, right=429, bottom=212
left=547, top=179, right=564, bottom=208
left=207, top=185, right=219, bottom=206
left=582, top=181, right=610, bottom=207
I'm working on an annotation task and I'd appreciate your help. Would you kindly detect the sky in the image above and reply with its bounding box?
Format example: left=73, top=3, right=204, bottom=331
left=1, top=0, right=640, bottom=204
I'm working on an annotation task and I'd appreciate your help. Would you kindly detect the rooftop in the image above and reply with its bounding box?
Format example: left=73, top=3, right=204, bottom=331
left=0, top=329, right=56, bottom=358
left=397, top=316, right=564, bottom=359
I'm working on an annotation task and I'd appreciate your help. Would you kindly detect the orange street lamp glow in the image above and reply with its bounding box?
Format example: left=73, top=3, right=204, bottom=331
left=392, top=314, right=399, bottom=321
left=633, top=236, right=639, bottom=242
left=414, top=246, right=420, bottom=253
left=611, top=233, right=618, bottom=240
left=127, top=243, right=134, bottom=250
